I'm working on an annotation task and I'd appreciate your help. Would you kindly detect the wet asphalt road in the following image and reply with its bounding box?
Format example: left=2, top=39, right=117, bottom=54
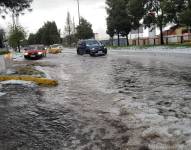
left=0, top=48, right=191, bottom=150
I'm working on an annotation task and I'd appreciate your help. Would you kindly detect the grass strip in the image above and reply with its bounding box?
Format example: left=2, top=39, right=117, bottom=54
left=0, top=75, right=58, bottom=87
left=0, top=50, right=10, bottom=55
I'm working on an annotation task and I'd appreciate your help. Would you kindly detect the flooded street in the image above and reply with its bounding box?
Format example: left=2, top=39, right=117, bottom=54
left=0, top=48, right=191, bottom=150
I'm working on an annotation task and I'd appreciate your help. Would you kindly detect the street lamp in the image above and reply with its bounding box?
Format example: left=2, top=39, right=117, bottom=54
left=76, top=0, right=81, bottom=25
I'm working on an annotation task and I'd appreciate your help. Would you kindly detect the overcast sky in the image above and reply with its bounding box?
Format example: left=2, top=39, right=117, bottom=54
left=0, top=0, right=109, bottom=39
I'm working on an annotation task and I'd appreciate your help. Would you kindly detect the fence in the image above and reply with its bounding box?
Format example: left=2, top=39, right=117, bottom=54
left=102, top=33, right=191, bottom=46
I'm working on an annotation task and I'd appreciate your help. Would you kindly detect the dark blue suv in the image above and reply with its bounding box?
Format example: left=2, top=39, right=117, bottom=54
left=77, top=39, right=107, bottom=56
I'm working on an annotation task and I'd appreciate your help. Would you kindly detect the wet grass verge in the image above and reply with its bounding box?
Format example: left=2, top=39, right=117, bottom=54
left=0, top=75, right=58, bottom=86
left=108, top=43, right=191, bottom=49
left=14, top=61, right=56, bottom=67
left=14, top=66, right=45, bottom=77
left=0, top=50, right=10, bottom=55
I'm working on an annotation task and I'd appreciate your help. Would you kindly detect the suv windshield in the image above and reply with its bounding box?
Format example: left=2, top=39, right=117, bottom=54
left=86, top=40, right=100, bottom=46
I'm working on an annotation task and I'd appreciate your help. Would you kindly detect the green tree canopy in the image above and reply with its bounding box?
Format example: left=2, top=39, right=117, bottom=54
left=106, top=0, right=128, bottom=46
left=27, top=33, right=36, bottom=45
left=0, top=29, right=5, bottom=48
left=64, top=11, right=73, bottom=46
left=178, top=0, right=191, bottom=27
left=76, top=17, right=94, bottom=40
left=144, top=0, right=167, bottom=44
left=106, top=0, right=145, bottom=46
left=143, top=0, right=185, bottom=45
left=0, top=0, right=32, bottom=9
left=8, top=25, right=26, bottom=52
left=106, top=0, right=190, bottom=46
left=28, top=21, right=61, bottom=45
left=106, top=16, right=115, bottom=45
left=0, top=0, right=32, bottom=17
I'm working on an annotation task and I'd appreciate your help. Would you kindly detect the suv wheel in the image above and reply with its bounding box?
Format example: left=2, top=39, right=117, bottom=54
left=77, top=49, right=84, bottom=55
left=90, top=52, right=95, bottom=57
left=103, top=50, right=107, bottom=55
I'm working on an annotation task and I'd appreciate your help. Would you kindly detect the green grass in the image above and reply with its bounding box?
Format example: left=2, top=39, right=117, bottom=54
left=13, top=66, right=45, bottom=77
left=0, top=50, right=10, bottom=55
left=0, top=75, right=58, bottom=87
left=107, top=43, right=191, bottom=49
left=166, top=43, right=191, bottom=48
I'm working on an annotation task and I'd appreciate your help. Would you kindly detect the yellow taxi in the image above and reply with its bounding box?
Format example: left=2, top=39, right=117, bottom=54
left=48, top=44, right=63, bottom=54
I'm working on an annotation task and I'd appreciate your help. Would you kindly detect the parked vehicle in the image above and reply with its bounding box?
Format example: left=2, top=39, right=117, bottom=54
left=48, top=44, right=63, bottom=54
left=24, top=45, right=47, bottom=59
left=77, top=39, right=107, bottom=56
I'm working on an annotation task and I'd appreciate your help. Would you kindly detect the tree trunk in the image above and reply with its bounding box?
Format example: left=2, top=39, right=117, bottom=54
left=111, top=36, right=114, bottom=46
left=126, top=35, right=129, bottom=46
left=138, top=27, right=140, bottom=46
left=181, top=35, right=183, bottom=44
left=69, top=26, right=71, bottom=47
left=166, top=30, right=168, bottom=45
left=117, top=33, right=120, bottom=47
left=18, top=45, right=20, bottom=53
left=188, top=26, right=191, bottom=33
left=159, top=25, right=164, bottom=45
left=17, top=41, right=20, bottom=52
left=12, top=13, right=16, bottom=28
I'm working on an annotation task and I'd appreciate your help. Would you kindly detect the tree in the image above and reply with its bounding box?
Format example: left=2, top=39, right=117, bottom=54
left=64, top=12, right=72, bottom=46
left=106, top=16, right=115, bottom=46
left=106, top=0, right=122, bottom=46
left=40, top=21, right=61, bottom=45
left=127, top=0, right=146, bottom=45
left=106, top=0, right=145, bottom=46
left=179, top=9, right=191, bottom=28
left=0, top=29, right=5, bottom=48
left=115, top=0, right=132, bottom=46
left=178, top=0, right=191, bottom=29
left=143, top=0, right=181, bottom=45
left=162, top=0, right=185, bottom=25
left=76, top=17, right=94, bottom=40
left=63, top=34, right=78, bottom=47
left=0, top=0, right=32, bottom=9
left=27, top=33, right=36, bottom=45
left=28, top=21, right=61, bottom=45
left=8, top=25, right=26, bottom=52
left=0, top=0, right=33, bottom=26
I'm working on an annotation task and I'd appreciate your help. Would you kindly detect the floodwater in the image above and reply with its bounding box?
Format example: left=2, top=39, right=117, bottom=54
left=0, top=48, right=191, bottom=150
left=0, top=53, right=13, bottom=73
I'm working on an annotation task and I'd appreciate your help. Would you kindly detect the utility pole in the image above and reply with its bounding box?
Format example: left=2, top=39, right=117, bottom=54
left=77, top=0, right=80, bottom=25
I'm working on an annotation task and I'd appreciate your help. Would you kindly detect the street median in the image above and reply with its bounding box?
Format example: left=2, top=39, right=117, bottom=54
left=0, top=75, right=58, bottom=87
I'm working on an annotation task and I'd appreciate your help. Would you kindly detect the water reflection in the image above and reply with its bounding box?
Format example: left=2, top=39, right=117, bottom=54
left=0, top=53, right=13, bottom=73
